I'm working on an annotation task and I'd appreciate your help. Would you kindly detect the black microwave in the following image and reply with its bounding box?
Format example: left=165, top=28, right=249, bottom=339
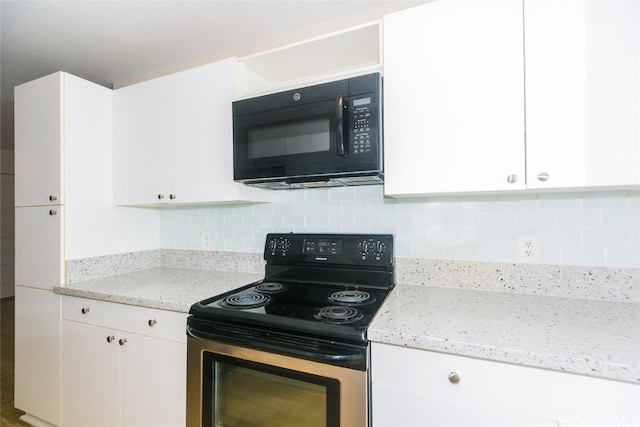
left=232, top=73, right=382, bottom=189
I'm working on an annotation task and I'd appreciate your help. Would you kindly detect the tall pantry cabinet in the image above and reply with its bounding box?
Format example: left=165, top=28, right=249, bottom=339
left=14, top=72, right=113, bottom=427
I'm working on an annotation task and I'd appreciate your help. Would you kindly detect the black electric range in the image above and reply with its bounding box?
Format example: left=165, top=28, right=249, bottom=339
left=187, top=233, right=394, bottom=370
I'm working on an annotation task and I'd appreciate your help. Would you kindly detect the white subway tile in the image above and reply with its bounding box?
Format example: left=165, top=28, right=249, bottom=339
left=157, top=190, right=640, bottom=268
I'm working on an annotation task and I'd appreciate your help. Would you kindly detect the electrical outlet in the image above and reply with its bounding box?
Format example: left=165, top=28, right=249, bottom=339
left=517, top=235, right=539, bottom=263
left=200, top=231, right=212, bottom=250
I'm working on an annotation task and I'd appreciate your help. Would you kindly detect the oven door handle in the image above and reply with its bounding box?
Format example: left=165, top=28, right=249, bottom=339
left=187, top=326, right=366, bottom=365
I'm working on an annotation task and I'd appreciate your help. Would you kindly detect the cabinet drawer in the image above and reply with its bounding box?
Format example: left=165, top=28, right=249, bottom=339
left=62, top=296, right=188, bottom=343
left=371, top=343, right=639, bottom=422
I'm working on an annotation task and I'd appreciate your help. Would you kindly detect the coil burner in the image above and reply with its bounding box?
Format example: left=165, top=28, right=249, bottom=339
left=253, top=282, right=286, bottom=293
left=314, top=306, right=364, bottom=324
left=220, top=292, right=271, bottom=309
left=328, top=290, right=374, bottom=305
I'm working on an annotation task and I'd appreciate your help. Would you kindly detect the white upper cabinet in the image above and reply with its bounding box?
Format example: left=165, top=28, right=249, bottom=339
left=383, top=0, right=526, bottom=197
left=14, top=72, right=116, bottom=285
left=113, top=58, right=268, bottom=206
left=113, top=76, right=168, bottom=205
left=14, top=72, right=64, bottom=206
left=524, top=0, right=640, bottom=190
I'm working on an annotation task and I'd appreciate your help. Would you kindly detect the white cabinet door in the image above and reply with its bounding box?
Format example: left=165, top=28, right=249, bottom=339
left=166, top=58, right=257, bottom=203
left=113, top=77, right=169, bottom=205
left=383, top=0, right=526, bottom=197
left=373, top=383, right=557, bottom=427
left=14, top=286, right=61, bottom=426
left=14, top=72, right=64, bottom=207
left=61, top=320, right=120, bottom=427
left=15, top=206, right=64, bottom=289
left=120, top=333, right=186, bottom=427
left=524, top=0, right=640, bottom=189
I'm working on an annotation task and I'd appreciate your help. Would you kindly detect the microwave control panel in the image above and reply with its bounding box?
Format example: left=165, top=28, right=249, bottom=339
left=349, top=94, right=376, bottom=156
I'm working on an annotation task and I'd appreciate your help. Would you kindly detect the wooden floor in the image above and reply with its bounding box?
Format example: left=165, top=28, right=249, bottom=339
left=1, top=297, right=30, bottom=427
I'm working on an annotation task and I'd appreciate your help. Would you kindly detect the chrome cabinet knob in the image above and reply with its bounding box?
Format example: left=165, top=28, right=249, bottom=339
left=81, top=307, right=91, bottom=314
left=537, top=172, right=549, bottom=182
left=49, top=209, right=58, bottom=216
left=106, top=335, right=115, bottom=343
left=448, top=371, right=460, bottom=385
left=506, top=174, right=518, bottom=184
left=148, top=319, right=157, bottom=327
left=157, top=194, right=165, bottom=200
left=49, top=195, right=58, bottom=201
left=169, top=194, right=176, bottom=200
left=119, top=338, right=127, bottom=346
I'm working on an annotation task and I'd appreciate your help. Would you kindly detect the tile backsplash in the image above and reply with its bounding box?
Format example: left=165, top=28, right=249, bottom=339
left=160, top=186, right=640, bottom=269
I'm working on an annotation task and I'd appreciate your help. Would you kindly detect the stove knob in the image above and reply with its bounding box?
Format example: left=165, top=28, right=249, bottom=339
left=374, top=241, right=386, bottom=255
left=358, top=240, right=370, bottom=255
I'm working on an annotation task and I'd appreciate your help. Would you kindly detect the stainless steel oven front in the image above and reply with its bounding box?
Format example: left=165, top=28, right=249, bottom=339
left=186, top=335, right=368, bottom=427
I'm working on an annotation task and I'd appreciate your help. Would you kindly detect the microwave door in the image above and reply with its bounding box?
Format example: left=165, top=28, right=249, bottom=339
left=234, top=99, right=349, bottom=182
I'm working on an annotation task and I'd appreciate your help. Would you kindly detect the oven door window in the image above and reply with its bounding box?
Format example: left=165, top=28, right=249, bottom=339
left=234, top=99, right=349, bottom=180
left=202, top=351, right=340, bottom=427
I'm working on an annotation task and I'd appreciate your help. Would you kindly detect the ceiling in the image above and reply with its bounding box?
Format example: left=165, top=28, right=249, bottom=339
left=0, top=0, right=423, bottom=105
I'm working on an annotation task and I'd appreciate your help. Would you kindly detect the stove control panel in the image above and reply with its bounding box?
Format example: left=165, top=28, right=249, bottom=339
left=264, top=233, right=393, bottom=267
left=302, top=238, right=343, bottom=256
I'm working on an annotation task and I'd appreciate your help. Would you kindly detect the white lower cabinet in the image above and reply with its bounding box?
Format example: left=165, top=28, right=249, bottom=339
left=61, top=296, right=187, bottom=427
left=14, top=286, right=61, bottom=426
left=371, top=343, right=640, bottom=427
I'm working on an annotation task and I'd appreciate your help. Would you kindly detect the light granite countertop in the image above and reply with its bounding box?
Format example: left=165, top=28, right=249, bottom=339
left=54, top=260, right=640, bottom=385
left=369, top=283, right=640, bottom=384
left=54, top=267, right=263, bottom=313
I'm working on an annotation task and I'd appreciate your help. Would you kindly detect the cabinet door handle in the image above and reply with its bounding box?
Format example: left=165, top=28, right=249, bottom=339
left=106, top=335, right=115, bottom=343
left=49, top=209, right=58, bottom=216
left=49, top=195, right=58, bottom=201
left=537, top=172, right=550, bottom=182
left=81, top=307, right=91, bottom=314
left=169, top=194, right=176, bottom=200
left=148, top=319, right=157, bottom=327
left=448, top=371, right=460, bottom=385
left=119, top=338, right=128, bottom=346
left=157, top=194, right=165, bottom=200
left=506, top=174, right=517, bottom=184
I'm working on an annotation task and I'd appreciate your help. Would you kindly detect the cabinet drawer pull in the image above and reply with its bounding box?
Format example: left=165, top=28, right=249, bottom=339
left=169, top=194, right=176, bottom=200
left=119, top=338, right=127, bottom=346
left=106, top=335, right=115, bottom=343
left=148, top=319, right=157, bottom=327
left=81, top=307, right=91, bottom=314
left=49, top=209, right=58, bottom=216
left=157, top=194, right=165, bottom=200
left=506, top=174, right=518, bottom=184
left=49, top=195, right=58, bottom=201
left=448, top=371, right=460, bottom=385
left=537, top=172, right=550, bottom=182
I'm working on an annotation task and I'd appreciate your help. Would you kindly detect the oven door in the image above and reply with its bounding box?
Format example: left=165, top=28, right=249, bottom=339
left=233, top=96, right=349, bottom=183
left=186, top=335, right=368, bottom=427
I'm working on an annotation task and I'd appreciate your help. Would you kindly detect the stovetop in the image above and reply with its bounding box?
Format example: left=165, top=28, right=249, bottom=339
left=188, top=233, right=395, bottom=345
